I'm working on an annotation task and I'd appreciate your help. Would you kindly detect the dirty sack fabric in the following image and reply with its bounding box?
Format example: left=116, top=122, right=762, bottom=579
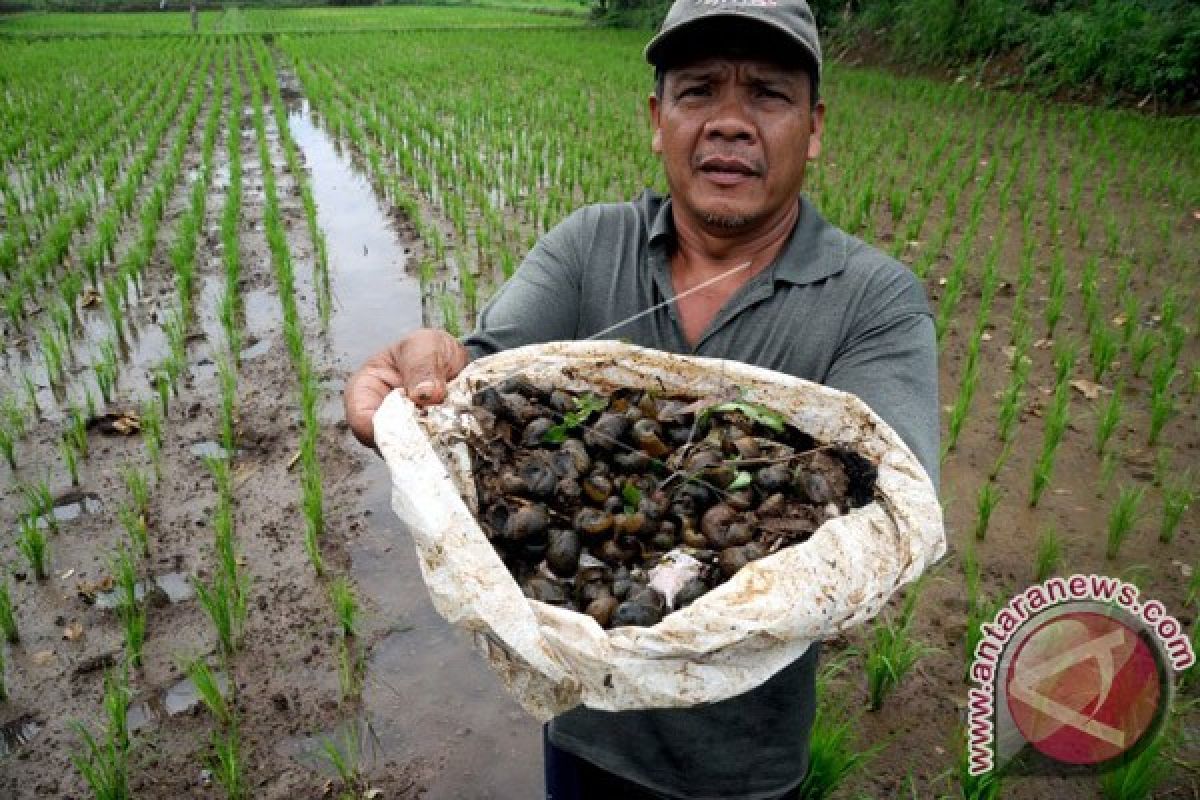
left=378, top=192, right=941, bottom=800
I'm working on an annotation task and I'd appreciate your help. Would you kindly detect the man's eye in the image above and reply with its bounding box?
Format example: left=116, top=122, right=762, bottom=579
left=678, top=85, right=710, bottom=98
left=757, top=87, right=790, bottom=101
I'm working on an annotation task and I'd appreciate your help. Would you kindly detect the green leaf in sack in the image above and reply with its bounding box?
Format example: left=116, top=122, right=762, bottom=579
left=708, top=400, right=787, bottom=434
left=542, top=392, right=608, bottom=443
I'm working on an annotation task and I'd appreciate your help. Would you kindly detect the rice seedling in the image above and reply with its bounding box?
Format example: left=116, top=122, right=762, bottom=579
left=195, top=572, right=244, bottom=661
left=0, top=423, right=15, bottom=470
left=1089, top=324, right=1119, bottom=382
left=112, top=548, right=146, bottom=667
left=329, top=576, right=359, bottom=639
left=217, top=355, right=238, bottom=454
left=0, top=578, right=17, bottom=643
left=973, top=482, right=1000, bottom=541
left=140, top=399, right=164, bottom=477
left=17, top=516, right=49, bottom=580
left=863, top=612, right=931, bottom=711
left=1034, top=526, right=1064, bottom=582
left=318, top=724, right=367, bottom=796
left=796, top=660, right=875, bottom=799
left=338, top=637, right=365, bottom=702
left=21, top=480, right=55, bottom=534
left=210, top=726, right=247, bottom=800
left=121, top=466, right=151, bottom=517
left=1098, top=727, right=1171, bottom=800
left=1158, top=477, right=1194, bottom=544
left=67, top=405, right=89, bottom=460
left=1095, top=383, right=1123, bottom=455
left=1147, top=364, right=1176, bottom=447
left=1029, top=384, right=1071, bottom=507
left=1129, top=329, right=1156, bottom=377
left=117, top=503, right=149, bottom=559
left=996, top=354, right=1030, bottom=444
left=61, top=434, right=81, bottom=486
left=71, top=669, right=133, bottom=800
left=1106, top=486, right=1145, bottom=560
left=185, top=657, right=231, bottom=726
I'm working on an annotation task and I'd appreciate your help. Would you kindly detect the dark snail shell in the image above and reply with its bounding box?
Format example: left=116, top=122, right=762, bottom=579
left=583, top=412, right=630, bottom=452
left=573, top=508, right=613, bottom=538
left=505, top=504, right=549, bottom=541
left=718, top=542, right=767, bottom=579
left=546, top=529, right=582, bottom=578
left=755, top=465, right=792, bottom=495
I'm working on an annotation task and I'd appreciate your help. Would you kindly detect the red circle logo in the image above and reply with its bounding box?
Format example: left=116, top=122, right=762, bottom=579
left=1005, top=611, right=1163, bottom=766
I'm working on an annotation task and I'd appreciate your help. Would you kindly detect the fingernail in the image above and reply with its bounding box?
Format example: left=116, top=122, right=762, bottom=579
left=414, top=381, right=435, bottom=400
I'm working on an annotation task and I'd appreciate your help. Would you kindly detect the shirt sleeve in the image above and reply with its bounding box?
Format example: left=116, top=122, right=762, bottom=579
left=823, top=264, right=940, bottom=491
left=462, top=209, right=586, bottom=360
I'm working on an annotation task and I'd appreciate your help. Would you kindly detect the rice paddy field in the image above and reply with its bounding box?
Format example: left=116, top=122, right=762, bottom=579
left=0, top=7, right=1198, bottom=799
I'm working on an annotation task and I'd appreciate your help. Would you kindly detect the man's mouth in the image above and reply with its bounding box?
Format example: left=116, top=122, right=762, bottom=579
left=696, top=155, right=761, bottom=186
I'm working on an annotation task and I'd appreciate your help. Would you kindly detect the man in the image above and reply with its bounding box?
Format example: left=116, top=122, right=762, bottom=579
left=345, top=1, right=938, bottom=796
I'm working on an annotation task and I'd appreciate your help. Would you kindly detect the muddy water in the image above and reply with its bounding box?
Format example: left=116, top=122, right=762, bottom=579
left=286, top=102, right=541, bottom=797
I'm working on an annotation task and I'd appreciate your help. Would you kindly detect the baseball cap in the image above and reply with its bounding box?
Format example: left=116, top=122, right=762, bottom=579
left=644, top=0, right=823, bottom=96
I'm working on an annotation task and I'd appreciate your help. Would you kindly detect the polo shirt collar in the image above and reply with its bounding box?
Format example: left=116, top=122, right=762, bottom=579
left=645, top=192, right=847, bottom=286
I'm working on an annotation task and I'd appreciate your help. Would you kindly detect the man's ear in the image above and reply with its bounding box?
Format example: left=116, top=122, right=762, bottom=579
left=649, top=93, right=663, bottom=155
left=807, top=101, right=825, bottom=161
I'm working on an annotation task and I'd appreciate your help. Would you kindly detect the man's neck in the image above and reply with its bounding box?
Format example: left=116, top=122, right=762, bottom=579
left=671, top=198, right=801, bottom=280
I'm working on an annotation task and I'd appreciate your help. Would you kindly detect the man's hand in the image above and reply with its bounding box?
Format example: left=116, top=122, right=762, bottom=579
left=344, top=328, right=470, bottom=449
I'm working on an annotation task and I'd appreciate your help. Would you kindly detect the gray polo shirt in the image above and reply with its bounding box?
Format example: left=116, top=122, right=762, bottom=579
left=464, top=190, right=938, bottom=799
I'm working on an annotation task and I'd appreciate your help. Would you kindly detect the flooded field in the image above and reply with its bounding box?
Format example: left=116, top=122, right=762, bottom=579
left=0, top=8, right=1198, bottom=800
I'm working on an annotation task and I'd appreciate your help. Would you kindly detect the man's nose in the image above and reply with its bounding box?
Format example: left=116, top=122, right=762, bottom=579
left=703, top=91, right=755, bottom=142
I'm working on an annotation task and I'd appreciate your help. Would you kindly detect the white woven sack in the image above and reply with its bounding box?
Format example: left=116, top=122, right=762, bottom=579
left=374, top=341, right=944, bottom=721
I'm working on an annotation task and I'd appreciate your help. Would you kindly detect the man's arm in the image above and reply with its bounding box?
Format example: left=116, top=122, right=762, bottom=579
left=823, top=265, right=940, bottom=490
left=463, top=209, right=586, bottom=360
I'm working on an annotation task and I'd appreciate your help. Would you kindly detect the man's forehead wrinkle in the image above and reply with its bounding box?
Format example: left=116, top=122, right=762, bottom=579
left=668, top=59, right=802, bottom=85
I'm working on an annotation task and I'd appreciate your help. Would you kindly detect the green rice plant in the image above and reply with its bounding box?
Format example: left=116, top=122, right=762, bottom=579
left=121, top=467, right=151, bottom=517
left=338, top=637, right=364, bottom=702
left=61, top=434, right=80, bottom=486
left=112, top=548, right=145, bottom=668
left=996, top=355, right=1030, bottom=444
left=195, top=572, right=243, bottom=661
left=185, top=657, right=231, bottom=726
left=0, top=578, right=17, bottom=643
left=21, top=480, right=55, bottom=534
left=439, top=292, right=462, bottom=338
left=140, top=399, right=163, bottom=478
left=1095, top=383, right=1123, bottom=455
left=1129, top=329, right=1156, bottom=377
left=1029, top=385, right=1071, bottom=507
left=117, top=503, right=149, bottom=559
left=71, top=669, right=132, bottom=800
left=217, top=355, right=237, bottom=453
left=863, top=614, right=931, bottom=711
left=943, top=340, right=980, bottom=456
left=1147, top=379, right=1175, bottom=448
left=210, top=726, right=247, bottom=800
left=329, top=576, right=359, bottom=639
left=1098, top=727, right=1170, bottom=800
left=17, top=516, right=49, bottom=580
left=1089, top=325, right=1119, bottom=383
left=67, top=406, right=89, bottom=460
left=973, top=482, right=1000, bottom=541
left=1106, top=486, right=1145, bottom=560
left=0, top=423, right=15, bottom=470
left=304, top=524, right=325, bottom=577
left=1044, top=253, right=1066, bottom=338
left=1158, top=477, right=1194, bottom=544
left=796, top=694, right=875, bottom=799
left=1034, top=527, right=1064, bottom=582
left=318, top=724, right=366, bottom=796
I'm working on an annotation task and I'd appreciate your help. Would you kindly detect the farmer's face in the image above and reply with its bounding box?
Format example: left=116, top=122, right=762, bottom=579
left=650, top=56, right=824, bottom=233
